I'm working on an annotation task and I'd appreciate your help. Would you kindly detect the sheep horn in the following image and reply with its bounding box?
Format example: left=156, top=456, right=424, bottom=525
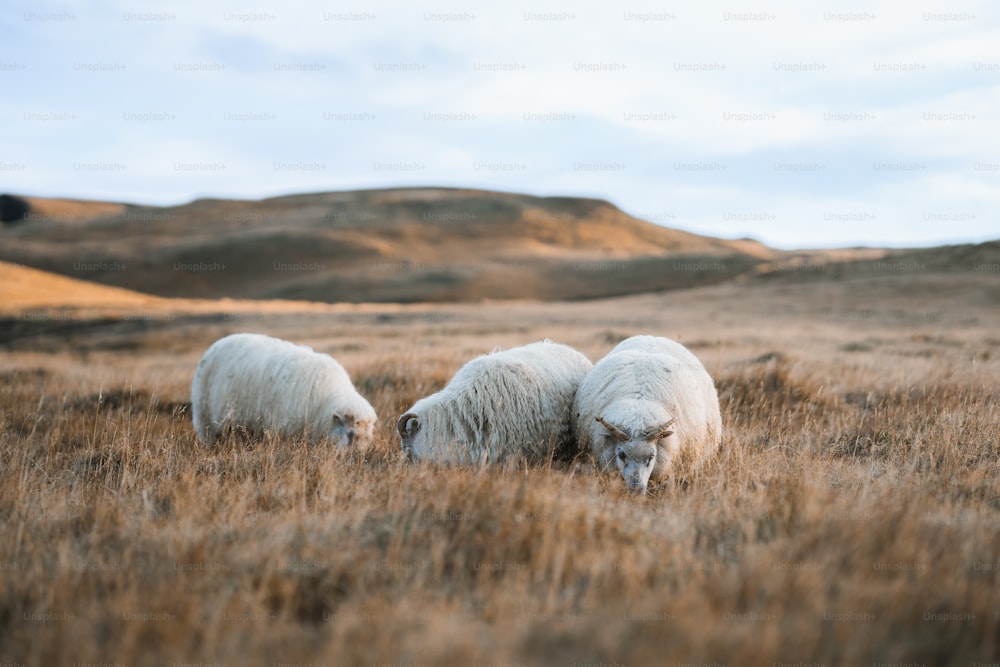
left=397, top=412, right=419, bottom=438
left=595, top=416, right=630, bottom=442
left=642, top=417, right=677, bottom=440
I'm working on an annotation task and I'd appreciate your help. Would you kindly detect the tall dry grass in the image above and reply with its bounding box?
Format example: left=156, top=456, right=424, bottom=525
left=1, top=336, right=999, bottom=667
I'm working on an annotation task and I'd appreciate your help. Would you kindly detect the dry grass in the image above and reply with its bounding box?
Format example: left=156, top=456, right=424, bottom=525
left=2, top=283, right=1000, bottom=666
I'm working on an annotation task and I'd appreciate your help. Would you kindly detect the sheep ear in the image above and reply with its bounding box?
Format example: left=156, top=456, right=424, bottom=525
left=397, top=412, right=419, bottom=438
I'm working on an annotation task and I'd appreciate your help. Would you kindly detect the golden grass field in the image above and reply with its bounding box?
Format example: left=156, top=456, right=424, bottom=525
left=1, top=264, right=999, bottom=666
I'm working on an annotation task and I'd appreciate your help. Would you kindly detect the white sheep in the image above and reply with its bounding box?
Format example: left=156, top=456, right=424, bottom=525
left=573, top=335, right=722, bottom=493
left=397, top=341, right=593, bottom=465
left=191, top=333, right=376, bottom=447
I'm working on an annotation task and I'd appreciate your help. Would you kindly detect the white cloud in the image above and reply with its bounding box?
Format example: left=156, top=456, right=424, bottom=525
left=2, top=0, right=998, bottom=247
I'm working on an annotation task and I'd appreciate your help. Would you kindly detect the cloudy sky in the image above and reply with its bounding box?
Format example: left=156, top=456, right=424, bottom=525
left=2, top=0, right=998, bottom=248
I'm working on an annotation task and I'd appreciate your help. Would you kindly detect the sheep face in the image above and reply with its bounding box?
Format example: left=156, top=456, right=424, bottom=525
left=614, top=441, right=657, bottom=493
left=596, top=415, right=676, bottom=494
left=331, top=414, right=374, bottom=449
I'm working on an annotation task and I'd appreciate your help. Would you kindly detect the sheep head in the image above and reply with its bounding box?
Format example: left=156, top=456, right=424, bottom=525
left=331, top=413, right=375, bottom=449
left=596, top=415, right=678, bottom=494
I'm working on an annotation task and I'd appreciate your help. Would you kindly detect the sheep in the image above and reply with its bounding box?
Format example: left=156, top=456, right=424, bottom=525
left=191, top=332, right=376, bottom=447
left=573, top=335, right=721, bottom=493
left=397, top=341, right=593, bottom=466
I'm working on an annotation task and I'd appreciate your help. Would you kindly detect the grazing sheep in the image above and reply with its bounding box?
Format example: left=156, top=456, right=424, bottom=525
left=191, top=333, right=376, bottom=447
left=397, top=341, right=593, bottom=465
left=573, top=335, right=721, bottom=493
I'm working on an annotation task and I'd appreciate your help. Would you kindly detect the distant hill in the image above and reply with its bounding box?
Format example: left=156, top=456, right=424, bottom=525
left=7, top=187, right=992, bottom=304
left=0, top=188, right=786, bottom=302
left=0, top=194, right=125, bottom=225
left=747, top=239, right=1000, bottom=285
left=0, top=260, right=161, bottom=311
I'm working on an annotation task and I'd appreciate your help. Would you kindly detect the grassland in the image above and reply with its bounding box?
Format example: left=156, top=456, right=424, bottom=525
left=1, top=271, right=999, bottom=666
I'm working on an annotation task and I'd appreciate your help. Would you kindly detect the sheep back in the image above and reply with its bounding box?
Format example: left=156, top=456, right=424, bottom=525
left=398, top=341, right=592, bottom=465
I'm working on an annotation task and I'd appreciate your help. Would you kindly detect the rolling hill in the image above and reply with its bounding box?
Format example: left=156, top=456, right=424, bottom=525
left=0, top=188, right=779, bottom=302
left=0, top=260, right=161, bottom=311
left=2, top=188, right=994, bottom=304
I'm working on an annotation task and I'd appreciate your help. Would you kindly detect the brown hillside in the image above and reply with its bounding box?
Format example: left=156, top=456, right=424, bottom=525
left=0, top=260, right=160, bottom=311
left=748, top=240, right=1000, bottom=288
left=0, top=188, right=773, bottom=303
left=0, top=194, right=125, bottom=224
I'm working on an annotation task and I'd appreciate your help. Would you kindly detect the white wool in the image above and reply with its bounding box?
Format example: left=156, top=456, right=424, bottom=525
left=191, top=333, right=376, bottom=447
left=610, top=334, right=707, bottom=369
left=398, top=340, right=593, bottom=465
left=573, top=335, right=722, bottom=487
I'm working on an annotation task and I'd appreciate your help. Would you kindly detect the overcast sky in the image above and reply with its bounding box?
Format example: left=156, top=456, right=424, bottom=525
left=2, top=0, right=998, bottom=248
